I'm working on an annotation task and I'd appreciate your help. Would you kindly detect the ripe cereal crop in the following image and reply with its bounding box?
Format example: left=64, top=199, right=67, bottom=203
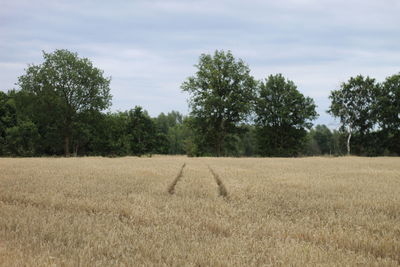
left=0, top=156, right=399, bottom=266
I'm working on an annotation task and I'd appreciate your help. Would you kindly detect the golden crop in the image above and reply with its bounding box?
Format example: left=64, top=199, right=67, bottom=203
left=0, top=156, right=399, bottom=266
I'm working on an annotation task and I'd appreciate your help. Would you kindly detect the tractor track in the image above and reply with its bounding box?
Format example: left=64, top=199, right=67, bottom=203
left=167, top=163, right=228, bottom=199
left=167, top=163, right=186, bottom=194
left=208, top=166, right=229, bottom=199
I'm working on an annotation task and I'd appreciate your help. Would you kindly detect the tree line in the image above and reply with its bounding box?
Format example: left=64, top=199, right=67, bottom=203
left=0, top=49, right=399, bottom=157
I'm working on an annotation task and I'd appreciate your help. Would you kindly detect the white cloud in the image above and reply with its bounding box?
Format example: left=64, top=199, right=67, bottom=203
left=1, top=0, right=399, bottom=125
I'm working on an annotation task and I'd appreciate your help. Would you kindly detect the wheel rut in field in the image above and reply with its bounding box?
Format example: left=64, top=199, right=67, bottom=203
left=208, top=166, right=229, bottom=199
left=167, top=163, right=186, bottom=194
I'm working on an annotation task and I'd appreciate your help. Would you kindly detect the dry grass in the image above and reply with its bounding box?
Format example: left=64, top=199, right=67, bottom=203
left=0, top=156, right=399, bottom=266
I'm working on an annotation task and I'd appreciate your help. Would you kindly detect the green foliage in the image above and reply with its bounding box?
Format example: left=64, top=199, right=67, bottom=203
left=0, top=91, right=17, bottom=129
left=17, top=49, right=112, bottom=156
left=181, top=50, right=256, bottom=156
left=83, top=111, right=131, bottom=156
left=304, top=125, right=347, bottom=156
left=303, top=133, right=321, bottom=156
left=167, top=124, right=186, bottom=154
left=0, top=91, right=17, bottom=154
left=238, top=125, right=257, bottom=157
left=3, top=48, right=400, bottom=158
left=375, top=73, right=400, bottom=155
left=255, top=74, right=318, bottom=156
left=313, top=125, right=333, bottom=154
left=127, top=106, right=156, bottom=156
left=153, top=111, right=185, bottom=154
left=309, top=125, right=334, bottom=155
left=328, top=75, right=378, bottom=155
left=329, top=75, right=378, bottom=133
left=376, top=73, right=400, bottom=130
left=9, top=89, right=64, bottom=155
left=5, top=120, right=39, bottom=156
left=330, top=130, right=347, bottom=156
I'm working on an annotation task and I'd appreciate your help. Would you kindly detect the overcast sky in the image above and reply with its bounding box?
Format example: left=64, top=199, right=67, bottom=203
left=1, top=0, right=400, bottom=127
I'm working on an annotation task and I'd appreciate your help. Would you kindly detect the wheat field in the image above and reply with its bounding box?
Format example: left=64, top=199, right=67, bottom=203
left=0, top=156, right=399, bottom=266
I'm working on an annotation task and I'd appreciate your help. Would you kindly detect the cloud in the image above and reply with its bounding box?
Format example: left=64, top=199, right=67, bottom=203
left=1, top=0, right=399, bottom=124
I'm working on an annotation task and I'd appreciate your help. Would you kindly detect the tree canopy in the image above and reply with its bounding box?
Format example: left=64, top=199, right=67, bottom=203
left=254, top=74, right=318, bottom=156
left=181, top=50, right=256, bottom=156
left=1, top=49, right=400, bottom=157
left=328, top=75, right=378, bottom=155
left=376, top=73, right=400, bottom=154
left=17, top=49, right=112, bottom=156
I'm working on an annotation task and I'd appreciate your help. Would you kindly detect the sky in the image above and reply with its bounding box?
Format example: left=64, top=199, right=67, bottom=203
left=1, top=0, right=400, bottom=128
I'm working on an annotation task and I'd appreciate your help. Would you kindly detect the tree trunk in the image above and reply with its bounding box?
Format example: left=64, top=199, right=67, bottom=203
left=346, top=130, right=352, bottom=156
left=64, top=135, right=70, bottom=157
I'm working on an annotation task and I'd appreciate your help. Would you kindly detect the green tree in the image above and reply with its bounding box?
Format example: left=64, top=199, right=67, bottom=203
left=165, top=111, right=186, bottom=154
left=9, top=88, right=64, bottom=155
left=376, top=73, right=400, bottom=155
left=167, top=124, right=186, bottom=154
left=238, top=125, right=257, bottom=157
left=69, top=110, right=106, bottom=156
left=255, top=74, right=318, bottom=156
left=17, top=49, right=112, bottom=156
left=181, top=116, right=203, bottom=157
left=127, top=106, right=156, bottom=156
left=303, top=132, right=321, bottom=156
left=328, top=75, right=378, bottom=155
left=153, top=111, right=184, bottom=154
left=0, top=91, right=17, bottom=154
left=331, top=130, right=347, bottom=156
left=93, top=112, right=131, bottom=156
left=312, top=124, right=333, bottom=155
left=0, top=90, right=41, bottom=156
left=181, top=50, right=256, bottom=156
left=5, top=121, right=39, bottom=156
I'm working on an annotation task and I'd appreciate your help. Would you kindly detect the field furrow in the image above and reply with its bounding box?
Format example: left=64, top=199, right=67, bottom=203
left=167, top=163, right=186, bottom=194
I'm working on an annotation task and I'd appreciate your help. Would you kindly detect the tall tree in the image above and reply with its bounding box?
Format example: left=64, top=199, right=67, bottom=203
left=18, top=49, right=112, bottom=156
left=376, top=73, right=400, bottom=154
left=153, top=111, right=184, bottom=154
left=328, top=75, right=378, bottom=155
left=0, top=90, right=41, bottom=156
left=0, top=91, right=17, bottom=154
left=255, top=74, right=318, bottom=156
left=127, top=106, right=156, bottom=156
left=181, top=50, right=256, bottom=156
left=90, top=112, right=131, bottom=156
